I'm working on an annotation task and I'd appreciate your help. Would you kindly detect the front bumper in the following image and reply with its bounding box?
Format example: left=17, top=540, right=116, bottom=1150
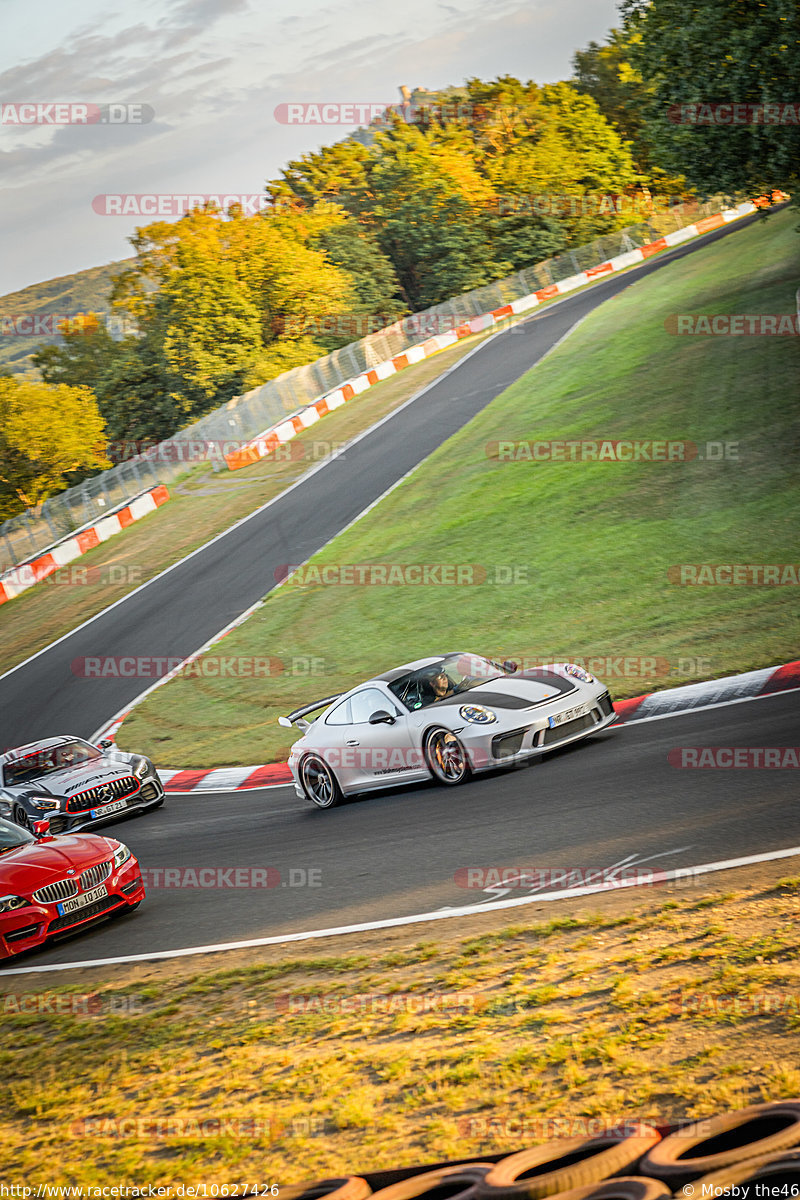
left=466, top=689, right=617, bottom=771
left=0, top=859, right=145, bottom=959
left=36, top=776, right=165, bottom=836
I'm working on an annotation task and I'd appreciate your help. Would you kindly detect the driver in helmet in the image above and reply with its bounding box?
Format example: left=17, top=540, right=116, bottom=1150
left=423, top=665, right=457, bottom=703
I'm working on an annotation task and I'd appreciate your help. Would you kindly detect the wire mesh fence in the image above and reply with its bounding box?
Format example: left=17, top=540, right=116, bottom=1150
left=0, top=196, right=732, bottom=573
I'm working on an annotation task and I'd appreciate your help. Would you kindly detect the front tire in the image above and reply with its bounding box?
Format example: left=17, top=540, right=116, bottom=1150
left=424, top=728, right=471, bottom=786
left=12, top=805, right=32, bottom=832
left=299, top=755, right=343, bottom=809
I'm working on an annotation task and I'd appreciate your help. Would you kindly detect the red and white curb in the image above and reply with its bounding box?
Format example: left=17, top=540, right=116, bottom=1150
left=224, top=202, right=762, bottom=472
left=612, top=659, right=800, bottom=723
left=98, top=659, right=800, bottom=794
left=0, top=485, right=170, bottom=607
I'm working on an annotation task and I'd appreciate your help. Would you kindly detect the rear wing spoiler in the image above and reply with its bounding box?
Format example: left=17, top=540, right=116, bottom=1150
left=278, top=694, right=342, bottom=733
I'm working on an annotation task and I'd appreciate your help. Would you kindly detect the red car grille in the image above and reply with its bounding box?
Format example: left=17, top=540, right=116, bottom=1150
left=80, top=861, right=112, bottom=890
left=32, top=879, right=78, bottom=904
left=66, top=776, right=139, bottom=812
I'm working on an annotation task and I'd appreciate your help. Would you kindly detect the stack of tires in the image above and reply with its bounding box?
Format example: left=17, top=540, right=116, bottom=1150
left=280, top=1102, right=800, bottom=1200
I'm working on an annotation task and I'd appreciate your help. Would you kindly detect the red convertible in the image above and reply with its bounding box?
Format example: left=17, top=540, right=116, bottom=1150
left=0, top=817, right=145, bottom=960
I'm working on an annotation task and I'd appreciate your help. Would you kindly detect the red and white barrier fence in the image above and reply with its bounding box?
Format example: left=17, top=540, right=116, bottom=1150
left=0, top=484, right=170, bottom=607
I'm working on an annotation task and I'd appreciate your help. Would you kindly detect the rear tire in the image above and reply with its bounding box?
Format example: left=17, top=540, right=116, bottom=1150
left=424, top=728, right=471, bottom=785
left=299, top=755, right=343, bottom=809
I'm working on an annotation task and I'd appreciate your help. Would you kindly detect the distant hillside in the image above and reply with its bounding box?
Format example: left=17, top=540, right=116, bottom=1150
left=0, top=260, right=133, bottom=377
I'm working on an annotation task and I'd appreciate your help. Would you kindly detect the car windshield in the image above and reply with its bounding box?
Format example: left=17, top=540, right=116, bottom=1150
left=0, top=817, right=35, bottom=851
left=388, top=653, right=508, bottom=710
left=2, top=740, right=101, bottom=787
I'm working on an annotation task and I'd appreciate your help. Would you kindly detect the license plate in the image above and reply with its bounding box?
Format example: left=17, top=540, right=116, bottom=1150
left=56, top=883, right=107, bottom=916
left=548, top=701, right=594, bottom=728
left=90, top=798, right=127, bottom=818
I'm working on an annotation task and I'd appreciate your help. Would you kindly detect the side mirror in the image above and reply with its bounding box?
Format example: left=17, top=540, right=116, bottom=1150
left=277, top=717, right=293, bottom=728
left=503, top=660, right=519, bottom=674
left=97, top=739, right=113, bottom=750
left=369, top=710, right=395, bottom=726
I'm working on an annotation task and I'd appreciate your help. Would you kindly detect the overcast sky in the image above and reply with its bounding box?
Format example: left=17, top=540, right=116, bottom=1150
left=1, top=0, right=619, bottom=296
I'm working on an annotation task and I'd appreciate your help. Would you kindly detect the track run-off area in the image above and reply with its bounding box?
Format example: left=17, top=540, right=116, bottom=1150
left=1, top=208, right=798, bottom=973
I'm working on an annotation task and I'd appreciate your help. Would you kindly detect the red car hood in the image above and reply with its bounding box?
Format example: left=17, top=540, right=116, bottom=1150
left=0, top=834, right=118, bottom=894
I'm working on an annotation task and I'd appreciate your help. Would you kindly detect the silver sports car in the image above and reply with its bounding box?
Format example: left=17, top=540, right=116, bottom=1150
left=279, top=652, right=616, bottom=808
left=0, top=736, right=165, bottom=835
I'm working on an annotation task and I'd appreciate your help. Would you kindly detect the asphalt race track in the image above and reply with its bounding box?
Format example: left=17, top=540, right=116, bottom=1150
left=2, top=208, right=797, bottom=971
left=3, top=690, right=798, bottom=969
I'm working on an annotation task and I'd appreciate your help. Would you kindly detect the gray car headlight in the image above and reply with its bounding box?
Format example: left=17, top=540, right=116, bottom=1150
left=0, top=895, right=28, bottom=913
left=459, top=704, right=497, bottom=724
left=133, top=758, right=150, bottom=779
left=30, top=795, right=60, bottom=810
left=113, top=844, right=132, bottom=869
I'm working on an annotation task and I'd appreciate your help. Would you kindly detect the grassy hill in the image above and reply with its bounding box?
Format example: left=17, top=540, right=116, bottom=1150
left=0, top=259, right=131, bottom=377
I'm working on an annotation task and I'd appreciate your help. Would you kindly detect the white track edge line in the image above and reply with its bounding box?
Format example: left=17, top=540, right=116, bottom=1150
left=3, top=844, right=799, bottom=976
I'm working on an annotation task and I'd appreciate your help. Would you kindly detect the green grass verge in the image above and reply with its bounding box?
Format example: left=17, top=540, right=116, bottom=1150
left=123, top=207, right=800, bottom=768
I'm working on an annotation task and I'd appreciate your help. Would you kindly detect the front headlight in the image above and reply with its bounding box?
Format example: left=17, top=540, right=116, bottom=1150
left=29, top=795, right=60, bottom=810
left=459, top=704, right=497, bottom=724
left=0, top=894, right=28, bottom=913
left=133, top=758, right=150, bottom=779
left=113, top=843, right=132, bottom=869
left=564, top=663, right=596, bottom=684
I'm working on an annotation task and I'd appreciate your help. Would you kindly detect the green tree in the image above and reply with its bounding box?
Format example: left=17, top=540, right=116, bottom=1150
left=0, top=376, right=109, bottom=517
left=312, top=218, right=404, bottom=325
left=620, top=0, right=800, bottom=198
left=369, top=121, right=511, bottom=308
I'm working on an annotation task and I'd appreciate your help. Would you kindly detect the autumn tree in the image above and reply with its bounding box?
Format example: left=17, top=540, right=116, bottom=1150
left=0, top=376, right=109, bottom=518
